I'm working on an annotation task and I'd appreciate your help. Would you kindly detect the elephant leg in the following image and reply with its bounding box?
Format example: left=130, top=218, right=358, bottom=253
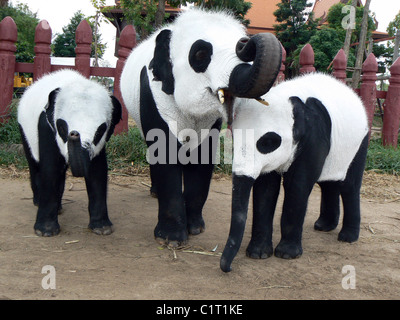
left=314, top=181, right=341, bottom=232
left=84, top=148, right=113, bottom=235
left=152, top=163, right=187, bottom=245
left=182, top=162, right=214, bottom=235
left=182, top=118, right=221, bottom=235
left=19, top=125, right=40, bottom=206
left=275, top=150, right=325, bottom=259
left=149, top=165, right=158, bottom=198
left=246, top=171, right=281, bottom=259
left=338, top=134, right=368, bottom=242
left=34, top=113, right=66, bottom=236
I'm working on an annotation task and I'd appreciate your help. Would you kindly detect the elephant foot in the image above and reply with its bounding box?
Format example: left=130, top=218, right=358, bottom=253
left=34, top=221, right=60, bottom=237
left=274, top=240, right=303, bottom=259
left=89, top=219, right=113, bottom=235
left=246, top=240, right=273, bottom=259
left=150, top=185, right=158, bottom=198
left=91, top=225, right=114, bottom=235
left=314, top=218, right=338, bottom=232
left=154, top=224, right=188, bottom=247
left=187, top=217, right=205, bottom=235
left=338, top=227, right=359, bottom=243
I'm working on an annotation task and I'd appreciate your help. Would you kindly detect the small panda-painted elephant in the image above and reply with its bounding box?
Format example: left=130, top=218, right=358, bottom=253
left=220, top=73, right=369, bottom=272
left=18, top=69, right=122, bottom=236
left=120, top=9, right=282, bottom=246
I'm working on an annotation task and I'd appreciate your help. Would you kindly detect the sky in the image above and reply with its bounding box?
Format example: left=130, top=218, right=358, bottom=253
left=7, top=0, right=400, bottom=67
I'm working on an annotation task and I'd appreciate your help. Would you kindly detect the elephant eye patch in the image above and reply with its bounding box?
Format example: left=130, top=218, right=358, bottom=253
left=256, top=132, right=282, bottom=154
left=189, top=40, right=213, bottom=73
left=93, top=122, right=107, bottom=146
left=56, top=119, right=68, bottom=143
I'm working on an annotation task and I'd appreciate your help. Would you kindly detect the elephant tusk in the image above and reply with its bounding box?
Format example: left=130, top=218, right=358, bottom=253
left=256, top=98, right=269, bottom=106
left=218, top=89, right=225, bottom=104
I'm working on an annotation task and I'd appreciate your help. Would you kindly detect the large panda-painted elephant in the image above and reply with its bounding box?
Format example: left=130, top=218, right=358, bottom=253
left=18, top=69, right=122, bottom=236
left=120, top=9, right=282, bottom=246
left=220, top=73, right=369, bottom=272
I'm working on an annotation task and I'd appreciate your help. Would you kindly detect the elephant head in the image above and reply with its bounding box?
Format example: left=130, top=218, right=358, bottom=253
left=121, top=9, right=282, bottom=128
left=45, top=85, right=122, bottom=177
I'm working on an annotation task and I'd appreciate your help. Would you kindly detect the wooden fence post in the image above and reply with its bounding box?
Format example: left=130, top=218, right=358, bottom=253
left=0, top=16, right=17, bottom=122
left=299, top=43, right=316, bottom=74
left=332, top=49, right=347, bottom=83
left=75, top=20, right=92, bottom=78
left=382, top=57, right=400, bottom=148
left=33, top=20, right=52, bottom=81
left=114, top=25, right=136, bottom=134
left=275, top=43, right=286, bottom=85
left=360, top=53, right=378, bottom=138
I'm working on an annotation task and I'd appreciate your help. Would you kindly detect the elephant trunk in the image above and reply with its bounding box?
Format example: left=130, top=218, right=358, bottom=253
left=228, top=33, right=282, bottom=99
left=68, top=130, right=90, bottom=178
left=220, top=175, right=255, bottom=273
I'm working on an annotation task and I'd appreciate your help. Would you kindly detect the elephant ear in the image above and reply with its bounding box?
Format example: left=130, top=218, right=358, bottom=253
left=45, top=88, right=61, bottom=131
left=149, top=29, right=175, bottom=95
left=106, top=96, right=122, bottom=142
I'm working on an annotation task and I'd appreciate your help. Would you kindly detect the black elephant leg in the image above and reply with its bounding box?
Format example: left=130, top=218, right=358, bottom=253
left=275, top=146, right=326, bottom=259
left=84, top=148, right=113, bottom=235
left=19, top=125, right=40, bottom=206
left=34, top=113, right=66, bottom=236
left=246, top=171, right=281, bottom=259
left=338, top=134, right=368, bottom=242
left=152, top=163, right=187, bottom=245
left=182, top=162, right=214, bottom=235
left=314, top=181, right=341, bottom=232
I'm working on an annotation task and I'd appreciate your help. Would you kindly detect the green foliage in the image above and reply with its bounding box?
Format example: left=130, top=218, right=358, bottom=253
left=366, top=136, right=400, bottom=175
left=0, top=3, right=39, bottom=62
left=106, top=127, right=148, bottom=170
left=326, top=2, right=376, bottom=41
left=0, top=100, right=27, bottom=168
left=52, top=11, right=106, bottom=58
left=273, top=0, right=318, bottom=75
left=118, top=0, right=252, bottom=41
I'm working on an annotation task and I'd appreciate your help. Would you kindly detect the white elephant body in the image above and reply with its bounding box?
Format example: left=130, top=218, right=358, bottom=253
left=232, top=73, right=369, bottom=180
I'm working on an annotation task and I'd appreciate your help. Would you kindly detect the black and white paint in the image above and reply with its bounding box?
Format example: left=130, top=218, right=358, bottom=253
left=18, top=69, right=122, bottom=236
left=120, top=9, right=282, bottom=245
left=220, top=73, right=369, bottom=272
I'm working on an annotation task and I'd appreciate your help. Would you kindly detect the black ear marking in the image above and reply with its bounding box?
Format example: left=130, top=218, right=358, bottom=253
left=105, top=96, right=122, bottom=142
left=56, top=119, right=68, bottom=143
left=45, top=88, right=61, bottom=129
left=290, top=96, right=306, bottom=143
left=256, top=132, right=282, bottom=154
left=189, top=40, right=213, bottom=73
left=149, top=29, right=175, bottom=95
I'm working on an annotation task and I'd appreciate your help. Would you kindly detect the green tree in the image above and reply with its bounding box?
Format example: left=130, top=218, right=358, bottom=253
left=52, top=11, right=106, bottom=59
left=384, top=11, right=400, bottom=66
left=0, top=3, right=39, bottom=62
left=291, top=1, right=383, bottom=74
left=117, top=0, right=252, bottom=41
left=273, top=0, right=318, bottom=76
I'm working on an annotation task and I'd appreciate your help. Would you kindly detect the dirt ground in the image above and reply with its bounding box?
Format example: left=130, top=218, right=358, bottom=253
left=0, top=167, right=399, bottom=300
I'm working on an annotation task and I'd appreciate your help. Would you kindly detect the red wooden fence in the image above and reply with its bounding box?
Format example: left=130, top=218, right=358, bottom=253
left=0, top=16, right=136, bottom=134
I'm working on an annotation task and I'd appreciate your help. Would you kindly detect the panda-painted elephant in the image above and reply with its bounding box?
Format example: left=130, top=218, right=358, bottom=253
left=18, top=69, right=122, bottom=236
left=120, top=9, right=282, bottom=246
left=220, top=73, right=369, bottom=272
